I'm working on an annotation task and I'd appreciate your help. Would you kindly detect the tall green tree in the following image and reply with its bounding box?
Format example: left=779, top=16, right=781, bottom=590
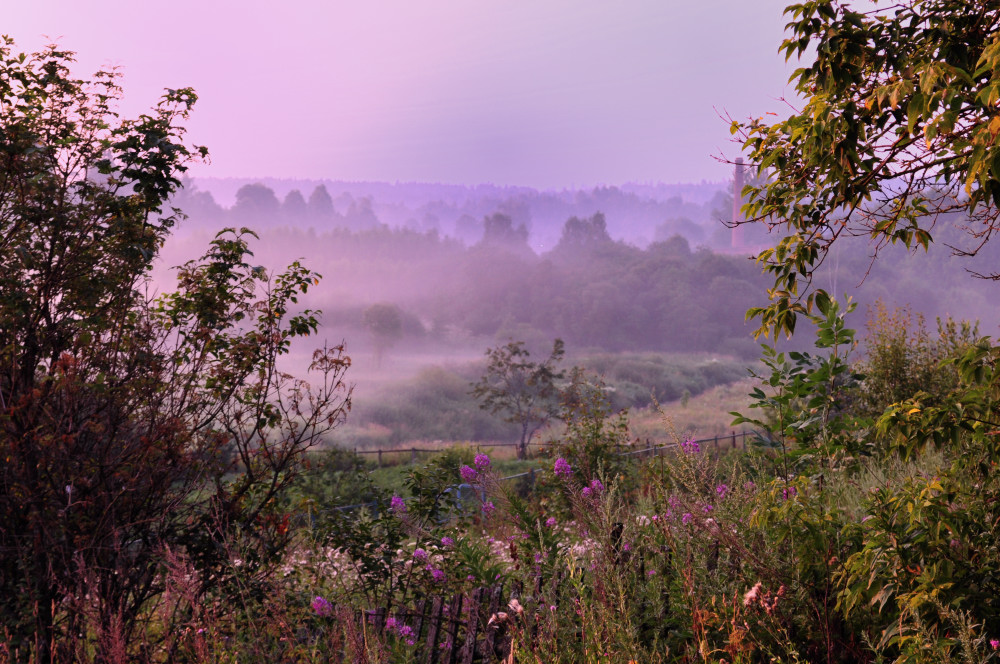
left=736, top=1, right=1000, bottom=337
left=0, top=39, right=351, bottom=661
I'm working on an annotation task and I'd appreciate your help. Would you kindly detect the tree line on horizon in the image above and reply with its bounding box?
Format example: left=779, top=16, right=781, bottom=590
left=161, top=196, right=1000, bottom=361
left=168, top=176, right=748, bottom=250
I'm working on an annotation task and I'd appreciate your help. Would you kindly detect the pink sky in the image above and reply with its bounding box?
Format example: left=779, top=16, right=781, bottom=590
left=8, top=1, right=801, bottom=188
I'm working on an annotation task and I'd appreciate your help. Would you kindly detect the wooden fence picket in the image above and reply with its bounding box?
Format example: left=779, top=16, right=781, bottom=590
left=458, top=588, right=484, bottom=664
left=481, top=584, right=504, bottom=659
left=423, top=596, right=445, bottom=662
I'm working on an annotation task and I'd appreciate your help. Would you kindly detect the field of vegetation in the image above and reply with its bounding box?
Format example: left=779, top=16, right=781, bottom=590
left=10, top=2, right=1000, bottom=662
left=334, top=350, right=751, bottom=450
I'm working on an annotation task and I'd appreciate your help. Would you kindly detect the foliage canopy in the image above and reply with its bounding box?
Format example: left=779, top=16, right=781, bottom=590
left=0, top=38, right=350, bottom=660
left=738, top=1, right=1000, bottom=337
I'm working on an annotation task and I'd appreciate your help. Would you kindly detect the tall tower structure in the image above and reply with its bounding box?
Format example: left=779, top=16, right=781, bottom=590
left=731, top=157, right=745, bottom=249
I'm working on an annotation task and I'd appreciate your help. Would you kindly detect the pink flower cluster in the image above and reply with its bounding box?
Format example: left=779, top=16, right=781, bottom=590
left=582, top=478, right=604, bottom=498
left=553, top=458, right=573, bottom=477
left=461, top=453, right=491, bottom=482
left=385, top=616, right=416, bottom=645
left=311, top=595, right=332, bottom=617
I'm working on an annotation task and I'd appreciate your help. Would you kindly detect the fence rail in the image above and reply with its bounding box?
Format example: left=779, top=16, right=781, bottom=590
left=350, top=431, right=751, bottom=467
left=323, top=431, right=754, bottom=514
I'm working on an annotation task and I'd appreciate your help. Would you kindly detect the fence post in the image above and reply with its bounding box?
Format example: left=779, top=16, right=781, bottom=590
left=377, top=449, right=382, bottom=467
left=412, top=600, right=428, bottom=646
left=529, top=467, right=536, bottom=487
left=411, top=447, right=417, bottom=464
left=732, top=431, right=736, bottom=449
left=423, top=596, right=445, bottom=662
left=459, top=588, right=485, bottom=664
left=443, top=594, right=464, bottom=663
left=482, top=584, right=504, bottom=656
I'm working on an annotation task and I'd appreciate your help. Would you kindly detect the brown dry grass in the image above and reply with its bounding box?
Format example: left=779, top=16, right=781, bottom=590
left=628, top=376, right=758, bottom=444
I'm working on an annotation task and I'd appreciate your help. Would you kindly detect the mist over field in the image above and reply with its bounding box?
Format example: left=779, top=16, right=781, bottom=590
left=148, top=174, right=1000, bottom=447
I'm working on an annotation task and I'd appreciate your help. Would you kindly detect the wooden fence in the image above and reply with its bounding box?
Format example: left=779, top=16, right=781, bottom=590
left=352, top=430, right=751, bottom=467
left=363, top=584, right=514, bottom=663
left=324, top=431, right=755, bottom=514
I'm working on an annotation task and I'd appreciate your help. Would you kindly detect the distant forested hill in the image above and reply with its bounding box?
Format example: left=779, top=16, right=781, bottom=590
left=170, top=177, right=734, bottom=251
left=161, top=179, right=1000, bottom=358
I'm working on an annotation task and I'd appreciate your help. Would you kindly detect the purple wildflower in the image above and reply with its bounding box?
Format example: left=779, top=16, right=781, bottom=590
left=545, top=516, right=557, bottom=528
left=430, top=568, right=446, bottom=583
left=311, top=596, right=332, bottom=617
left=398, top=625, right=414, bottom=645
left=991, top=639, right=999, bottom=650
left=553, top=457, right=573, bottom=477
left=590, top=478, right=604, bottom=493
left=716, top=483, right=729, bottom=499
left=682, top=512, right=693, bottom=525
left=385, top=616, right=398, bottom=631
left=703, top=504, right=714, bottom=513
left=459, top=464, right=478, bottom=482
left=782, top=485, right=798, bottom=500
left=582, top=486, right=593, bottom=498
left=390, top=494, right=406, bottom=513
left=681, top=437, right=700, bottom=454
left=647, top=569, right=657, bottom=577
left=474, top=453, right=491, bottom=471
left=413, top=548, right=428, bottom=562
left=481, top=501, right=496, bottom=515
left=441, top=536, right=455, bottom=548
